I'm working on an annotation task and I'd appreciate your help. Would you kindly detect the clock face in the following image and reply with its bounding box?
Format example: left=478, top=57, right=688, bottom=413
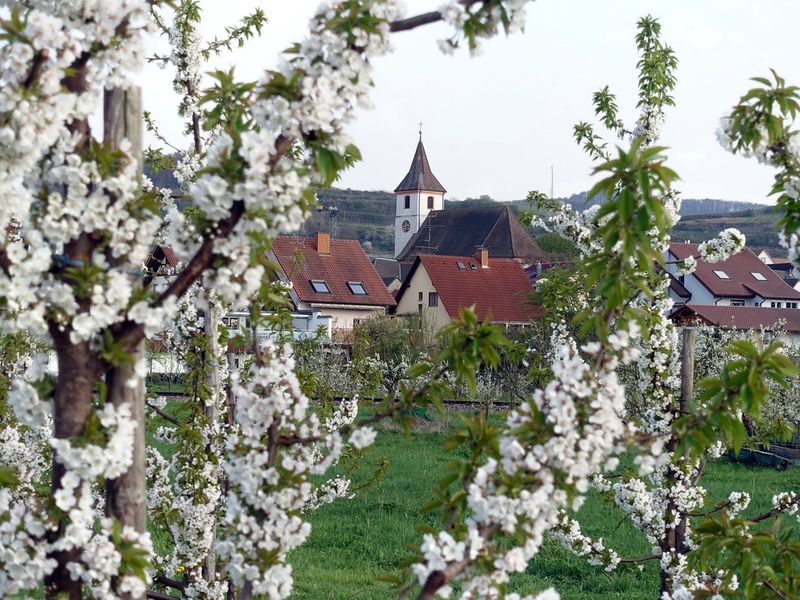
left=401, top=219, right=411, bottom=233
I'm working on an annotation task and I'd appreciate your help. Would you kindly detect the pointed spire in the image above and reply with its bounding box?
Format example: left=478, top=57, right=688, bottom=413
left=394, top=135, right=446, bottom=193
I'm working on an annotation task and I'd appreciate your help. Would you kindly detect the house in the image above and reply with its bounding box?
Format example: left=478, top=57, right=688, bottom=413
left=270, top=232, right=396, bottom=335
left=393, top=248, right=542, bottom=330
left=665, top=243, right=800, bottom=308
left=671, top=304, right=800, bottom=341
left=144, top=244, right=181, bottom=294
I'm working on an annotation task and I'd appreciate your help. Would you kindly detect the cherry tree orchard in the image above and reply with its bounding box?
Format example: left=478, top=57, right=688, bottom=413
left=1, top=2, right=800, bottom=600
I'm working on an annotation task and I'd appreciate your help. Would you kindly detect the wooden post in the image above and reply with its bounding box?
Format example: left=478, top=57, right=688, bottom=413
left=680, top=327, right=696, bottom=409
left=103, top=86, right=146, bottom=600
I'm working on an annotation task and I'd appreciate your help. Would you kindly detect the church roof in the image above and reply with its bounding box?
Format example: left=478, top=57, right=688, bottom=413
left=395, top=205, right=547, bottom=263
left=394, top=139, right=446, bottom=193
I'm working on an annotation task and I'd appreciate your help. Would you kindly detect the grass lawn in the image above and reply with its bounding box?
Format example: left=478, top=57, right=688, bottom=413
left=289, top=419, right=800, bottom=600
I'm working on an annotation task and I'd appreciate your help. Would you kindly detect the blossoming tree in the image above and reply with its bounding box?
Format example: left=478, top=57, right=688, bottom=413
left=2, top=2, right=800, bottom=600
left=0, top=1, right=540, bottom=598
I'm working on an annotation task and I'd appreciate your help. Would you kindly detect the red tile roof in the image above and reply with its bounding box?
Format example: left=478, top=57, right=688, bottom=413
left=672, top=304, right=800, bottom=333
left=162, top=246, right=180, bottom=267
left=669, top=243, right=800, bottom=300
left=402, top=254, right=542, bottom=323
left=271, top=236, right=395, bottom=307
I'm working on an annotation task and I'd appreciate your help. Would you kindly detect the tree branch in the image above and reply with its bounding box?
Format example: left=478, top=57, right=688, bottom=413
left=146, top=401, right=180, bottom=426
left=112, top=135, right=292, bottom=352
left=389, top=0, right=484, bottom=33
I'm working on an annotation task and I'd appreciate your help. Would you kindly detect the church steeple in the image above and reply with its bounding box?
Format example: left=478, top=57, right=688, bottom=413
left=394, top=138, right=446, bottom=194
left=393, top=133, right=446, bottom=258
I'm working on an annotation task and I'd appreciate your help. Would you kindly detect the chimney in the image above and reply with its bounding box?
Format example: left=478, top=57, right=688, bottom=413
left=475, top=246, right=489, bottom=268
left=316, top=231, right=331, bottom=255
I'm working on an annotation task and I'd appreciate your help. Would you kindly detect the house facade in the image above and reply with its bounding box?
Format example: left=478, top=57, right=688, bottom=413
left=393, top=249, right=541, bottom=330
left=270, top=232, right=396, bottom=335
left=665, top=243, right=800, bottom=309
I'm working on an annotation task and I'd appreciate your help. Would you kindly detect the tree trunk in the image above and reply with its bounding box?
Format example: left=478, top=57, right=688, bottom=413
left=659, top=326, right=696, bottom=595
left=103, top=86, right=146, bottom=600
left=45, top=333, right=96, bottom=599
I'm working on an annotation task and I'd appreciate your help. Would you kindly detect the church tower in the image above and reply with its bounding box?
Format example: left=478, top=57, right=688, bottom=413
left=393, top=133, right=446, bottom=258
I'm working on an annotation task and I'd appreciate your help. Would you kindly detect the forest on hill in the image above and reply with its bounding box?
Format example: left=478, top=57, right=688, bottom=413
left=145, top=169, right=779, bottom=257
left=308, top=188, right=778, bottom=257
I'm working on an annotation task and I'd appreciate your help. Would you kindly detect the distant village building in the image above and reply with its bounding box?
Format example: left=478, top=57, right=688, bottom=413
left=672, top=304, right=800, bottom=341
left=665, top=243, right=800, bottom=309
left=381, top=136, right=545, bottom=289
left=393, top=249, right=541, bottom=330
left=395, top=204, right=546, bottom=264
left=270, top=232, right=396, bottom=336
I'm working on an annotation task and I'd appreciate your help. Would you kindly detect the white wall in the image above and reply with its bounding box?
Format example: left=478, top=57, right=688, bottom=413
left=395, top=264, right=451, bottom=330
left=394, top=190, right=445, bottom=257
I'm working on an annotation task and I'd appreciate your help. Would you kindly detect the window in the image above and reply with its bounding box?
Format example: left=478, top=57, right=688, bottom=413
left=713, top=270, right=730, bottom=279
left=228, top=317, right=239, bottom=329
left=418, top=303, right=423, bottom=314
left=427, top=196, right=434, bottom=209
left=418, top=291, right=423, bottom=301
left=347, top=281, right=366, bottom=295
left=310, top=280, right=330, bottom=293
left=404, top=195, right=410, bottom=209
left=456, top=262, right=466, bottom=270
left=771, top=301, right=783, bottom=308
left=751, top=272, right=767, bottom=281
left=788, top=302, right=799, bottom=309
left=730, top=300, right=745, bottom=306
left=469, top=263, right=478, bottom=271
left=429, top=292, right=439, bottom=307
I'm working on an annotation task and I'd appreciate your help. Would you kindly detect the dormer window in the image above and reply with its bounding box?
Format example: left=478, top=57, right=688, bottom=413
left=751, top=272, right=767, bottom=281
left=469, top=263, right=478, bottom=271
left=456, top=262, right=466, bottom=270
left=310, top=280, right=330, bottom=293
left=714, top=270, right=730, bottom=279
left=404, top=195, right=410, bottom=209
left=347, top=281, right=366, bottom=295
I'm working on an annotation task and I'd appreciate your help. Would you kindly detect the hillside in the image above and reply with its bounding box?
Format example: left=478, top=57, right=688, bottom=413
left=310, top=188, right=777, bottom=256
left=144, top=169, right=780, bottom=257
left=672, top=206, right=782, bottom=253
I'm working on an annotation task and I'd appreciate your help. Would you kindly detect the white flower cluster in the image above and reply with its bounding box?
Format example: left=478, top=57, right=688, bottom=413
left=727, top=491, right=751, bottom=517
left=411, top=322, right=638, bottom=596
left=771, top=491, right=799, bottom=516
left=632, top=105, right=666, bottom=147
left=697, top=228, right=746, bottom=264
left=437, top=0, right=533, bottom=56
left=0, top=487, right=54, bottom=595
left=551, top=515, right=620, bottom=571
left=677, top=255, right=697, bottom=276
left=216, top=341, right=371, bottom=599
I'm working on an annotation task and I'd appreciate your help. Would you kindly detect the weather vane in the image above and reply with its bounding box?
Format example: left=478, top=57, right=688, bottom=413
left=418, top=121, right=423, bottom=140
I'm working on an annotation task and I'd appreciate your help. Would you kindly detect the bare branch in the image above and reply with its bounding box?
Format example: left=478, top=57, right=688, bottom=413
left=146, top=401, right=180, bottom=426
left=389, top=0, right=483, bottom=33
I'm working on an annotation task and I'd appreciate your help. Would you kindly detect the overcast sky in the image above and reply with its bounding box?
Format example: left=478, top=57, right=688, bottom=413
left=142, top=1, right=800, bottom=203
